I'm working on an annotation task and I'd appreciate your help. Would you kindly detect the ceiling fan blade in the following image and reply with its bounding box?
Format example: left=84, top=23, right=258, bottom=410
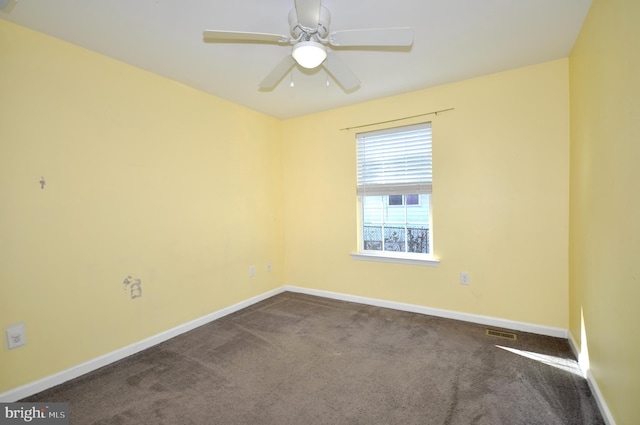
left=323, top=53, right=360, bottom=91
left=203, top=30, right=290, bottom=44
left=328, top=27, right=414, bottom=47
left=294, top=0, right=322, bottom=29
left=259, top=56, right=295, bottom=90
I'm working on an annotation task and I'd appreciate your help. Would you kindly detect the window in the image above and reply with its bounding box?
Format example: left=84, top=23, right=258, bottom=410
left=388, top=195, right=403, bottom=206
left=354, top=122, right=436, bottom=264
left=388, top=194, right=419, bottom=206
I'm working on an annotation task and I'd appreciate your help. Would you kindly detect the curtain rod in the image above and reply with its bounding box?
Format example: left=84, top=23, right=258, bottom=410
left=340, top=107, right=455, bottom=131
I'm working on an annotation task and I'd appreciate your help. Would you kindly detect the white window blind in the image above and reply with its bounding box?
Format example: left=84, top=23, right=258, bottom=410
left=356, top=123, right=432, bottom=196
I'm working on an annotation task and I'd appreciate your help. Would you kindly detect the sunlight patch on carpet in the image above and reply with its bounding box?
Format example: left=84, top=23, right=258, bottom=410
left=496, top=345, right=584, bottom=377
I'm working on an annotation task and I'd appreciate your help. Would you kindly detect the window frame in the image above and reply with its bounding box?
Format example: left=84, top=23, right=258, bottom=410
left=352, top=122, right=439, bottom=266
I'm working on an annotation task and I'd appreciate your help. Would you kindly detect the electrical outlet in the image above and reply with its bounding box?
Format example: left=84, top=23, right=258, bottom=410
left=6, top=323, right=26, bottom=349
left=460, top=272, right=470, bottom=285
left=266, top=263, right=272, bottom=272
left=249, top=265, right=255, bottom=277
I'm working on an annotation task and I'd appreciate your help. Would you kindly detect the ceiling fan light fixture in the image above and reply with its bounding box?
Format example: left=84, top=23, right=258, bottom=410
left=292, top=41, right=327, bottom=69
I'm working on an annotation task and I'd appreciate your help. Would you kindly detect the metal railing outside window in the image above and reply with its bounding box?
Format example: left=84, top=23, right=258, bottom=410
left=363, top=225, right=429, bottom=254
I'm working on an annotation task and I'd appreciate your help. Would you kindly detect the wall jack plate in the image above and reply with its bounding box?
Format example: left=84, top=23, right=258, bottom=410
left=6, top=323, right=26, bottom=349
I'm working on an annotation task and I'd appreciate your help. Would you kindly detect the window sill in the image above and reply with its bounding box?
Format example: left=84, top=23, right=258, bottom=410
left=351, top=251, right=440, bottom=267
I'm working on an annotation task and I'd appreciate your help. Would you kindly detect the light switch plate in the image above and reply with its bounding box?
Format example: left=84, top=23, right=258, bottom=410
left=7, top=322, right=26, bottom=349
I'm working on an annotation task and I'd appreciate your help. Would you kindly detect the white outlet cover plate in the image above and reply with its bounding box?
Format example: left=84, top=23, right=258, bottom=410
left=6, top=322, right=26, bottom=349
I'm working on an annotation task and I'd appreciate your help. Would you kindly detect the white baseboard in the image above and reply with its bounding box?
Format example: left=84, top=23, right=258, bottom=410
left=0, top=287, right=286, bottom=402
left=284, top=285, right=568, bottom=338
left=585, top=370, right=616, bottom=425
left=567, top=331, right=616, bottom=425
left=568, top=331, right=581, bottom=361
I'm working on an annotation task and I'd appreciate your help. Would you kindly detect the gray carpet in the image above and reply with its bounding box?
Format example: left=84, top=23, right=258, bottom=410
left=25, top=292, right=604, bottom=424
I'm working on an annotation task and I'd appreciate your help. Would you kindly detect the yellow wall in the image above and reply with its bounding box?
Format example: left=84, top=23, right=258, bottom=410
left=0, top=21, right=284, bottom=392
left=282, top=59, right=570, bottom=329
left=569, top=0, right=640, bottom=423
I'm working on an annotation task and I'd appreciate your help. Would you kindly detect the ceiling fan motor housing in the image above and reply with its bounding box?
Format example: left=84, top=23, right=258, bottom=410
left=288, top=6, right=331, bottom=40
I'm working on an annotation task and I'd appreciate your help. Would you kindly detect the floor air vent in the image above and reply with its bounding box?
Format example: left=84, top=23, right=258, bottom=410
left=486, top=329, right=518, bottom=340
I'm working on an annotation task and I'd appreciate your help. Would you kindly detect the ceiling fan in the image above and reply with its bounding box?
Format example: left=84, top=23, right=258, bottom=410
left=203, top=0, right=413, bottom=91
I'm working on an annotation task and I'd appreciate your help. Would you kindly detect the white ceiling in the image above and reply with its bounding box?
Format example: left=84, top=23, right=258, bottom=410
left=1, top=0, right=592, bottom=119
